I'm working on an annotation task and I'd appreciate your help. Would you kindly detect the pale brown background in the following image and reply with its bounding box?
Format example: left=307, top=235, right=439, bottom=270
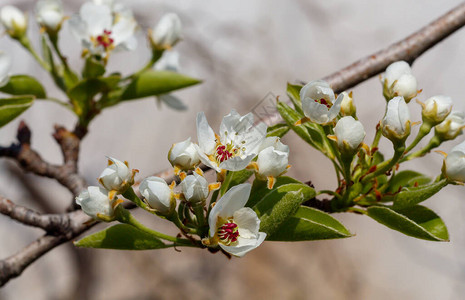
left=1, top=0, right=465, bottom=299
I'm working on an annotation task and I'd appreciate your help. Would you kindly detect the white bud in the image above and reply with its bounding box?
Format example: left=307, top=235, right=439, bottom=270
left=444, top=140, right=465, bottom=182
left=422, top=95, right=453, bottom=125
left=180, top=173, right=209, bottom=203
left=256, top=137, right=289, bottom=178
left=98, top=157, right=133, bottom=193
left=334, top=116, right=365, bottom=153
left=0, top=52, right=12, bottom=87
left=151, top=13, right=182, bottom=49
left=435, top=111, right=465, bottom=141
left=0, top=6, right=27, bottom=37
left=168, top=138, right=200, bottom=171
left=382, top=61, right=418, bottom=102
left=300, top=80, right=343, bottom=124
left=340, top=91, right=356, bottom=117
left=76, top=186, right=116, bottom=220
left=36, top=0, right=64, bottom=31
left=381, top=96, right=411, bottom=143
left=139, top=176, right=173, bottom=213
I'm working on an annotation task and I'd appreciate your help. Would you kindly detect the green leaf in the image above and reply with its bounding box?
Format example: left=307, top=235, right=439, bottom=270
left=367, top=205, right=449, bottom=241
left=266, top=123, right=290, bottom=138
left=246, top=176, right=301, bottom=208
left=220, top=169, right=254, bottom=196
left=0, top=96, right=34, bottom=128
left=277, top=101, right=325, bottom=151
left=0, top=75, right=46, bottom=98
left=393, top=179, right=448, bottom=209
left=268, top=206, right=352, bottom=241
left=74, top=224, right=170, bottom=250
left=387, top=170, right=431, bottom=193
left=254, top=183, right=316, bottom=236
left=121, top=70, right=201, bottom=101
left=83, top=57, right=106, bottom=78
left=68, top=79, right=108, bottom=116
left=287, top=83, right=303, bottom=114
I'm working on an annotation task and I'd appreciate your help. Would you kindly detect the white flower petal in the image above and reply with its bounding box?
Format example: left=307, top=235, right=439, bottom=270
left=159, top=94, right=187, bottom=111
left=0, top=52, right=12, bottom=87
left=80, top=3, right=112, bottom=36
left=445, top=151, right=465, bottom=182
left=219, top=232, right=266, bottom=257
left=196, top=112, right=216, bottom=154
left=234, top=207, right=260, bottom=238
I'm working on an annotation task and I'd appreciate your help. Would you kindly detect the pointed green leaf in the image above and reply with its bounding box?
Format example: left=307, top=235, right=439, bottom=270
left=247, top=176, right=301, bottom=208
left=392, top=179, right=448, bottom=209
left=266, top=123, right=290, bottom=138
left=367, top=205, right=449, bottom=241
left=268, top=206, right=352, bottom=241
left=74, top=224, right=170, bottom=250
left=220, top=169, right=254, bottom=196
left=121, top=70, right=201, bottom=101
left=277, top=101, right=325, bottom=151
left=255, top=183, right=316, bottom=236
left=0, top=96, right=34, bottom=128
left=0, top=75, right=46, bottom=98
left=287, top=83, right=303, bottom=114
left=387, top=170, right=431, bottom=193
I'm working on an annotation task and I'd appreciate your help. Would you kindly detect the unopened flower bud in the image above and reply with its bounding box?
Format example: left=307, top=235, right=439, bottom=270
left=340, top=91, right=356, bottom=117
left=334, top=116, right=365, bottom=154
left=443, top=140, right=465, bottom=182
left=382, top=61, right=418, bottom=102
left=139, top=176, right=174, bottom=214
left=381, top=96, right=411, bottom=144
left=168, top=138, right=200, bottom=172
left=435, top=111, right=465, bottom=141
left=0, top=6, right=27, bottom=38
left=150, top=13, right=182, bottom=50
left=300, top=80, right=343, bottom=124
left=98, top=157, right=135, bottom=193
left=180, top=173, right=209, bottom=203
left=76, top=186, right=117, bottom=221
left=420, top=95, right=453, bottom=126
left=256, top=137, right=289, bottom=178
left=36, top=0, right=64, bottom=32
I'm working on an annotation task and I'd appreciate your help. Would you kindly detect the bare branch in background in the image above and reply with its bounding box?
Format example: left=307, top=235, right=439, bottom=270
left=1, top=1, right=465, bottom=288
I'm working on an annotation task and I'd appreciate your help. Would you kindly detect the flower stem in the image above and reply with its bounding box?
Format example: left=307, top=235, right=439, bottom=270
left=122, top=188, right=151, bottom=211
left=401, top=135, right=441, bottom=162
left=404, top=122, right=432, bottom=154
left=19, top=36, right=50, bottom=71
left=362, top=146, right=405, bottom=184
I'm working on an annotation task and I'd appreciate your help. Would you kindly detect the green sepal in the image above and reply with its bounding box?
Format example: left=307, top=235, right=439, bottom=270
left=266, top=123, right=290, bottom=138
left=0, top=96, right=34, bottom=128
left=286, top=83, right=303, bottom=114
left=82, top=57, right=106, bottom=79
left=74, top=224, right=170, bottom=250
left=0, top=75, right=46, bottom=98
left=254, top=182, right=316, bottom=236
left=246, top=176, right=301, bottom=208
left=68, top=78, right=107, bottom=116
left=392, top=178, right=448, bottom=209
left=121, top=70, right=201, bottom=101
left=268, top=206, right=352, bottom=241
left=367, top=205, right=449, bottom=241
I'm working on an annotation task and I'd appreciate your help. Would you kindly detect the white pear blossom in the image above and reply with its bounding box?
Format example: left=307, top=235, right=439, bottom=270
left=151, top=13, right=182, bottom=49
left=300, top=80, right=343, bottom=124
left=0, top=5, right=27, bottom=37
left=168, top=137, right=200, bottom=171
left=422, top=95, right=453, bottom=125
left=334, top=116, right=365, bottom=153
left=381, top=96, right=411, bottom=142
left=435, top=111, right=465, bottom=141
left=444, top=141, right=465, bottom=182
left=180, top=173, right=209, bottom=203
left=35, top=0, right=64, bottom=31
left=0, top=52, right=12, bottom=87
left=196, top=110, right=267, bottom=172
left=340, top=91, right=356, bottom=117
left=76, top=186, right=116, bottom=220
left=207, top=183, right=266, bottom=257
left=98, top=157, right=135, bottom=193
left=139, top=176, right=173, bottom=213
left=69, top=2, right=137, bottom=57
left=256, top=137, right=289, bottom=178
left=382, top=61, right=418, bottom=102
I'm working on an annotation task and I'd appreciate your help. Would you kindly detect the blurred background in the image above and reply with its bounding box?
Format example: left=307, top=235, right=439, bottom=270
left=1, top=0, right=465, bottom=299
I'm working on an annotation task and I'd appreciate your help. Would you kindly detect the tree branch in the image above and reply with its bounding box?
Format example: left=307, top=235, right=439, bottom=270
left=1, top=1, right=465, bottom=288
